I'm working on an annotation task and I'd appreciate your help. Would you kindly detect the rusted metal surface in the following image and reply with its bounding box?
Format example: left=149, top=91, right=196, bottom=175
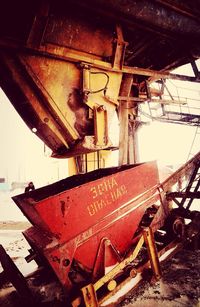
left=161, top=151, right=200, bottom=192
left=8, top=151, right=200, bottom=305
left=167, top=191, right=200, bottom=199
left=118, top=74, right=133, bottom=165
left=81, top=284, right=98, bottom=307
left=0, top=245, right=34, bottom=302
left=143, top=228, right=162, bottom=280
left=0, top=1, right=123, bottom=157
left=0, top=2, right=199, bottom=304
left=13, top=161, right=159, bottom=292
left=112, top=24, right=128, bottom=70
left=0, top=0, right=200, bottom=158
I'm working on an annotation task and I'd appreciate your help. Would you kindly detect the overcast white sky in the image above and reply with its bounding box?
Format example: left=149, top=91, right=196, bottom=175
left=0, top=91, right=69, bottom=186
left=0, top=62, right=199, bottom=186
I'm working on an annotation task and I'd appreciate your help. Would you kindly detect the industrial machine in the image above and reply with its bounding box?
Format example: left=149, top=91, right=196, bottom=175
left=0, top=153, right=200, bottom=306
left=1, top=0, right=200, bottom=164
left=0, top=0, right=200, bottom=306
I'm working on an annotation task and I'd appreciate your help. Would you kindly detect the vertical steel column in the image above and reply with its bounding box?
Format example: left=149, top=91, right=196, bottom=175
left=118, top=74, right=133, bottom=165
left=143, top=227, right=162, bottom=280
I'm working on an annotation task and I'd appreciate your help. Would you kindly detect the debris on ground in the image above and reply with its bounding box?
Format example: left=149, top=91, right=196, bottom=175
left=120, top=248, right=200, bottom=307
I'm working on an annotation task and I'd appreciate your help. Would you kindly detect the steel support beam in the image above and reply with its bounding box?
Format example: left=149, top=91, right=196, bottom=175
left=118, top=74, right=133, bottom=165
left=167, top=191, right=200, bottom=199
left=0, top=40, right=199, bottom=83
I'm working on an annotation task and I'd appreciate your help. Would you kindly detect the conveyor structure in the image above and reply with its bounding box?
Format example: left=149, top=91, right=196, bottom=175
left=0, top=1, right=200, bottom=305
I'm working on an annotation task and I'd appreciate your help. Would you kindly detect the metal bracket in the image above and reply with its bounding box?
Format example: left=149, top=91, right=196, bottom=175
left=94, top=105, right=108, bottom=146
left=143, top=227, right=162, bottom=280
left=112, top=24, right=128, bottom=69
left=72, top=227, right=163, bottom=306
left=81, top=284, right=98, bottom=307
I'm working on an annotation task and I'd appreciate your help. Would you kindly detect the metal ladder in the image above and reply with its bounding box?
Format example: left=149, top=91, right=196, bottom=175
left=167, top=157, right=200, bottom=211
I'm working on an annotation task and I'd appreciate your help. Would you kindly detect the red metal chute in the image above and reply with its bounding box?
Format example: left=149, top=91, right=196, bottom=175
left=12, top=161, right=159, bottom=292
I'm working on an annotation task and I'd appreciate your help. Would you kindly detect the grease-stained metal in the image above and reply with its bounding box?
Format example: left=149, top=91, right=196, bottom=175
left=0, top=0, right=200, bottom=158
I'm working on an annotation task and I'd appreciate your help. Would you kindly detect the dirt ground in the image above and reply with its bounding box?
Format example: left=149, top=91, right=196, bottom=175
left=120, top=248, right=200, bottom=307
left=0, top=221, right=200, bottom=307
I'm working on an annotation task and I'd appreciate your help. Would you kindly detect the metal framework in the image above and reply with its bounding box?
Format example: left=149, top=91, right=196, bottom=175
left=0, top=152, right=199, bottom=306
left=0, top=0, right=200, bottom=164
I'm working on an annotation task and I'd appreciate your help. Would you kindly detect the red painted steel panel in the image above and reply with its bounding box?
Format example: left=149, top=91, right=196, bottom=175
left=26, top=161, right=158, bottom=239
left=13, top=161, right=159, bottom=289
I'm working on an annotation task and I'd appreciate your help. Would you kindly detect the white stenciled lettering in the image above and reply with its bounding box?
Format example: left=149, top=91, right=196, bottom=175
left=90, top=186, right=98, bottom=199
left=87, top=183, right=128, bottom=217
left=97, top=183, right=105, bottom=195
left=90, top=177, right=119, bottom=199
left=111, top=184, right=127, bottom=202
left=87, top=204, right=96, bottom=216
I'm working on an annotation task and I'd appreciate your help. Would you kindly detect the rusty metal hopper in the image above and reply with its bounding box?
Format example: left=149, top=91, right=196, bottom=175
left=12, top=161, right=159, bottom=292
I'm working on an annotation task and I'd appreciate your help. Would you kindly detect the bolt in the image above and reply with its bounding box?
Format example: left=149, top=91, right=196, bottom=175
left=97, top=105, right=106, bottom=112
left=62, top=259, right=70, bottom=267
